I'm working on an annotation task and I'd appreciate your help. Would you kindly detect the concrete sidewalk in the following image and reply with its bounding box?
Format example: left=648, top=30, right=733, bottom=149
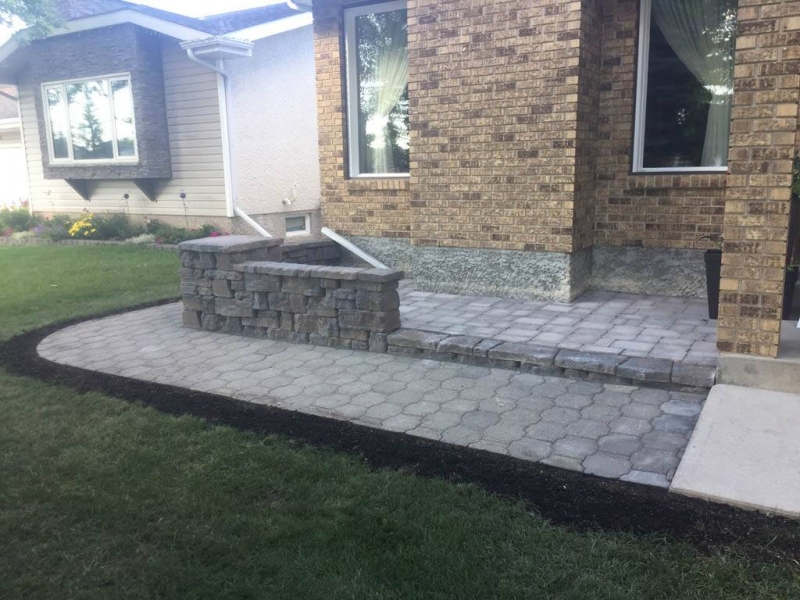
left=671, top=384, right=800, bottom=518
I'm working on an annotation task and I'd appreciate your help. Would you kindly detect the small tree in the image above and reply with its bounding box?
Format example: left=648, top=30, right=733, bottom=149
left=0, top=0, right=61, bottom=40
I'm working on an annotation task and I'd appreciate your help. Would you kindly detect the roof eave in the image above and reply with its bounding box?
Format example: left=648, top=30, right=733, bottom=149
left=226, top=12, right=313, bottom=42
left=0, top=8, right=214, bottom=71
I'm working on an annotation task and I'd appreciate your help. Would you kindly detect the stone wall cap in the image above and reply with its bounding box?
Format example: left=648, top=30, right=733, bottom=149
left=234, top=262, right=305, bottom=276
left=555, top=350, right=627, bottom=375
left=178, top=236, right=282, bottom=253
left=387, top=329, right=448, bottom=350
left=235, top=261, right=376, bottom=281
left=489, top=342, right=558, bottom=366
left=357, top=268, right=405, bottom=282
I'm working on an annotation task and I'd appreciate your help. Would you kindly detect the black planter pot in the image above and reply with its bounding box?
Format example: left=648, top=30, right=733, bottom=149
left=704, top=249, right=722, bottom=320
left=783, top=267, right=799, bottom=320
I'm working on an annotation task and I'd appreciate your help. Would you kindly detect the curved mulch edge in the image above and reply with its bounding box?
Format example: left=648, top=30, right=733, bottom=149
left=1, top=301, right=798, bottom=567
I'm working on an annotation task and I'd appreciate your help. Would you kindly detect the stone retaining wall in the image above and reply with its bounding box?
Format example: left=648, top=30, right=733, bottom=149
left=281, top=240, right=339, bottom=265
left=179, top=236, right=403, bottom=350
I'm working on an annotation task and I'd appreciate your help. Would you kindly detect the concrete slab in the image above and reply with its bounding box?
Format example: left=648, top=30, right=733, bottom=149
left=670, top=384, right=800, bottom=519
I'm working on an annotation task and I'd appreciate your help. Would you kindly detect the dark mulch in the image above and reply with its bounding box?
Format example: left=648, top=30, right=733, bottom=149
left=1, top=301, right=798, bottom=566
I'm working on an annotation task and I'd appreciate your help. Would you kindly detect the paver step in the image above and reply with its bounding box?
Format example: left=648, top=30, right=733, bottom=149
left=386, top=329, right=716, bottom=390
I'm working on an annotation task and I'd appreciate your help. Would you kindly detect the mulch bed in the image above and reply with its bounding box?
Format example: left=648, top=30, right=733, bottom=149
left=1, top=300, right=798, bottom=567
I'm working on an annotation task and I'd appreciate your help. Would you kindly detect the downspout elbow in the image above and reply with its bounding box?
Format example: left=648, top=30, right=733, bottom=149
left=184, top=47, right=227, bottom=78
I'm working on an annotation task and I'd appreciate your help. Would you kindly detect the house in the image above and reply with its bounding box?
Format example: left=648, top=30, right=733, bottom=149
left=0, top=85, right=28, bottom=207
left=0, top=0, right=321, bottom=239
left=303, top=0, right=799, bottom=360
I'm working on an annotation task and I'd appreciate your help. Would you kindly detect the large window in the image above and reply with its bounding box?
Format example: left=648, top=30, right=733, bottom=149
left=633, top=0, right=737, bottom=172
left=43, top=75, right=137, bottom=163
left=344, top=0, right=409, bottom=177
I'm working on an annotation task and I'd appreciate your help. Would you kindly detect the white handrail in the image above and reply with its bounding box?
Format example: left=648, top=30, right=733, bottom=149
left=321, top=227, right=387, bottom=269
left=235, top=207, right=273, bottom=238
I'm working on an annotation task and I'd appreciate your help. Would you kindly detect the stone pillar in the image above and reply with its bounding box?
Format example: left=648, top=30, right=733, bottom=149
left=717, top=0, right=800, bottom=357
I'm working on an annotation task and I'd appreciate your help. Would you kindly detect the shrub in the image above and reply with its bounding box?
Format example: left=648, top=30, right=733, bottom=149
left=67, top=213, right=146, bottom=241
left=33, top=215, right=74, bottom=241
left=93, top=213, right=145, bottom=241
left=0, top=204, right=40, bottom=233
left=145, top=219, right=225, bottom=244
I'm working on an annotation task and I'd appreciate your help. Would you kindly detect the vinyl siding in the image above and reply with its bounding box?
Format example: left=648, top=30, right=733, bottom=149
left=20, top=39, right=227, bottom=217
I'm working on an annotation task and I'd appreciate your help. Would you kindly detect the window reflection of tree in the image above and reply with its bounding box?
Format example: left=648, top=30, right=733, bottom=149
left=355, top=9, right=409, bottom=174
left=67, top=82, right=113, bottom=160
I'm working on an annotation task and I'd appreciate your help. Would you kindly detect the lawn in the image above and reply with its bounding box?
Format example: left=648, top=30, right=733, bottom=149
left=0, top=246, right=798, bottom=599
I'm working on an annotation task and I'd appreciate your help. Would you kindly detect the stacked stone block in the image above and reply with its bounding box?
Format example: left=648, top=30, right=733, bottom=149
left=281, top=240, right=340, bottom=265
left=179, top=236, right=403, bottom=351
left=717, top=0, right=800, bottom=358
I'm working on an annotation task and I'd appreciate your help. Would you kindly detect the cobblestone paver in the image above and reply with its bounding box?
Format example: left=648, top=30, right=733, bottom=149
left=399, top=281, right=718, bottom=366
left=37, top=303, right=708, bottom=487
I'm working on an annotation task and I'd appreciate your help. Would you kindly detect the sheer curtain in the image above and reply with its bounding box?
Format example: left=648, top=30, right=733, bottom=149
left=363, top=18, right=408, bottom=173
left=652, top=0, right=737, bottom=166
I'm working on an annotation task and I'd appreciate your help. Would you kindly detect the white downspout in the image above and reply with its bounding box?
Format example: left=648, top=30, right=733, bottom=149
left=184, top=48, right=273, bottom=238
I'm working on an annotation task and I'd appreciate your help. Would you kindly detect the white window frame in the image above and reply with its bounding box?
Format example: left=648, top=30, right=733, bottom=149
left=41, top=73, right=139, bottom=165
left=344, top=0, right=410, bottom=179
left=632, top=0, right=729, bottom=174
left=285, top=213, right=311, bottom=237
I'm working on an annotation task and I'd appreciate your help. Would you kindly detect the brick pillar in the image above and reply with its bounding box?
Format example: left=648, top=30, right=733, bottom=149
left=717, top=0, right=800, bottom=357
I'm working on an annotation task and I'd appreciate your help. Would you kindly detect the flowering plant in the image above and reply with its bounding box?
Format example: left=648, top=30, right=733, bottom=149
left=68, top=214, right=98, bottom=238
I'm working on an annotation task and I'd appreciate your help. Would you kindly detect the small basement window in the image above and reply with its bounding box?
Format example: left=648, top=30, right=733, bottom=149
left=43, top=74, right=137, bottom=164
left=285, top=214, right=310, bottom=236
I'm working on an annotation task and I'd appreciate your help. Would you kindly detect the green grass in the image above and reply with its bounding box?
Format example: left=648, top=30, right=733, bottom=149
left=0, top=246, right=178, bottom=340
left=0, top=246, right=798, bottom=599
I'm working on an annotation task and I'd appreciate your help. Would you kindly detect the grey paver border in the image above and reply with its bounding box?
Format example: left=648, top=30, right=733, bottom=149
left=386, top=329, right=716, bottom=390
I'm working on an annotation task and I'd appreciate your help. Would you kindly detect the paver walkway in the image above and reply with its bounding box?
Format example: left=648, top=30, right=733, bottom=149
left=38, top=303, right=707, bottom=488
left=399, top=281, right=718, bottom=366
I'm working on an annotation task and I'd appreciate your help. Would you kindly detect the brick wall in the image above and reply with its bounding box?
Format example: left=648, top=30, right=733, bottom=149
left=315, top=0, right=603, bottom=255
left=716, top=0, right=800, bottom=358
left=313, top=0, right=412, bottom=241
left=594, top=0, right=726, bottom=250
left=409, top=0, right=589, bottom=253
left=574, top=0, right=601, bottom=251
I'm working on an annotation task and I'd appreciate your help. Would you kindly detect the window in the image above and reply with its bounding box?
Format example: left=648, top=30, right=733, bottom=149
left=285, top=214, right=310, bottom=236
left=344, top=0, right=409, bottom=177
left=633, top=0, right=737, bottom=172
left=43, top=75, right=137, bottom=163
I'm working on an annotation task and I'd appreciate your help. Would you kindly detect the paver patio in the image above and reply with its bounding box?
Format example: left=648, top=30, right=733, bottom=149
left=38, top=303, right=707, bottom=488
left=399, top=282, right=719, bottom=366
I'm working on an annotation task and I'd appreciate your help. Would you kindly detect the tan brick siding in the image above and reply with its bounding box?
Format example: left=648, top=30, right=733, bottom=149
left=594, top=0, right=726, bottom=250
left=717, top=0, right=800, bottom=358
left=315, top=0, right=602, bottom=254
left=574, top=0, right=601, bottom=251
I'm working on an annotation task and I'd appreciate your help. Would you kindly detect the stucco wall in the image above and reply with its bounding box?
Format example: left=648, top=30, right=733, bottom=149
left=227, top=26, right=321, bottom=233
